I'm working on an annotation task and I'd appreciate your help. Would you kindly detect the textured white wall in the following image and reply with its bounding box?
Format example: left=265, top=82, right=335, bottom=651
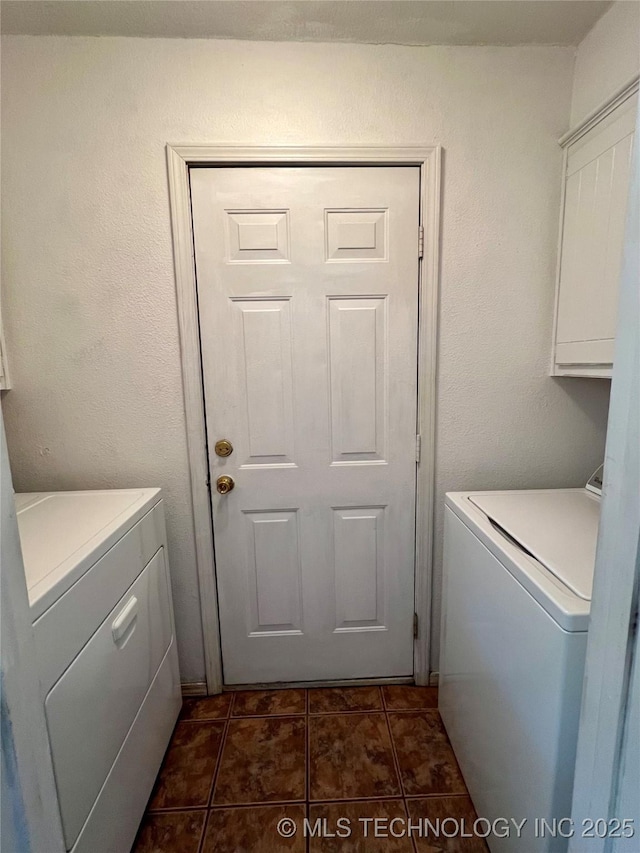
left=570, top=0, right=640, bottom=126
left=1, top=37, right=611, bottom=680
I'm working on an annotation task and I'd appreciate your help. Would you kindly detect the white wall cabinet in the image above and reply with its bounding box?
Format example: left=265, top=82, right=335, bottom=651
left=552, top=85, right=638, bottom=378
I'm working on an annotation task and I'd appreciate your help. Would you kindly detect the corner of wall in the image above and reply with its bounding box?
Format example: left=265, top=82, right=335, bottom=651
left=570, top=1, right=640, bottom=126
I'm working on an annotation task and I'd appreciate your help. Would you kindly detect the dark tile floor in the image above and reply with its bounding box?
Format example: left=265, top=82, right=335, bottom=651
left=134, top=686, right=488, bottom=852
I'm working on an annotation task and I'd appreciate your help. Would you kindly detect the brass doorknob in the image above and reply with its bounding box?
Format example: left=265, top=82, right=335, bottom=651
left=216, top=475, right=235, bottom=495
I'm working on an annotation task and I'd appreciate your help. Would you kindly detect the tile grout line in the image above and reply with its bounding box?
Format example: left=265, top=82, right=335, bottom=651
left=222, top=709, right=399, bottom=719
left=382, top=686, right=418, bottom=850
left=228, top=691, right=238, bottom=719
left=383, top=689, right=420, bottom=853
left=208, top=798, right=306, bottom=809
left=308, top=708, right=387, bottom=716
left=146, top=806, right=207, bottom=815
left=307, top=793, right=420, bottom=805
left=197, top=702, right=233, bottom=853
left=383, top=705, right=440, bottom=713
left=401, top=788, right=420, bottom=853
left=404, top=792, right=469, bottom=800
left=383, top=686, right=413, bottom=849
left=308, top=796, right=420, bottom=806
left=206, top=709, right=232, bottom=809
left=383, top=694, right=407, bottom=802
left=229, top=713, right=307, bottom=719
left=196, top=808, right=210, bottom=853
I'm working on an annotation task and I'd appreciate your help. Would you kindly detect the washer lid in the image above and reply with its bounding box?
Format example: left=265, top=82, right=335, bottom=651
left=468, top=490, right=600, bottom=601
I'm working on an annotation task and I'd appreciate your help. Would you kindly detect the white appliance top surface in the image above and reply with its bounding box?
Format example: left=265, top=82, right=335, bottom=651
left=16, top=489, right=161, bottom=619
left=468, top=489, right=599, bottom=601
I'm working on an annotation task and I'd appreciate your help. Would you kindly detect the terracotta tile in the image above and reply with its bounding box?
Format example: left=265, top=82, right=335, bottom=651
left=309, top=800, right=413, bottom=852
left=180, top=693, right=232, bottom=721
left=213, top=716, right=306, bottom=804
left=202, top=804, right=306, bottom=853
left=232, top=689, right=306, bottom=717
left=382, top=686, right=439, bottom=711
left=407, top=797, right=490, bottom=852
left=309, top=687, right=382, bottom=714
left=148, top=721, right=224, bottom=809
left=134, top=810, right=205, bottom=853
left=309, top=713, right=400, bottom=801
left=388, top=712, right=466, bottom=796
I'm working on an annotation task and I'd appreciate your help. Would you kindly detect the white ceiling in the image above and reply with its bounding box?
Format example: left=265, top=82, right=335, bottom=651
left=0, top=0, right=614, bottom=45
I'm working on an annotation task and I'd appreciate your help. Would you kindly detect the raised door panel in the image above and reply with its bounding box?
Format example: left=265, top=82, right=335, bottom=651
left=225, top=210, right=290, bottom=263
left=325, top=209, right=388, bottom=262
left=333, top=506, right=386, bottom=631
left=232, top=297, right=295, bottom=467
left=328, top=296, right=387, bottom=464
left=244, top=510, right=303, bottom=635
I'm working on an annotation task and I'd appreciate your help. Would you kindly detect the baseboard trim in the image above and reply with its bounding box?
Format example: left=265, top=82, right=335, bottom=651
left=222, top=676, right=414, bottom=692
left=183, top=674, right=436, bottom=695
left=181, top=681, right=208, bottom=697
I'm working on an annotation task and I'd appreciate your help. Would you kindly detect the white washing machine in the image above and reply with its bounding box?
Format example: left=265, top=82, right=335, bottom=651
left=439, top=472, right=601, bottom=853
left=15, top=489, right=182, bottom=853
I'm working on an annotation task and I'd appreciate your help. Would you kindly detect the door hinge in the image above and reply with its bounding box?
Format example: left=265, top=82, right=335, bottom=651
left=413, top=612, right=419, bottom=639
left=415, top=434, right=421, bottom=463
left=418, top=225, right=424, bottom=259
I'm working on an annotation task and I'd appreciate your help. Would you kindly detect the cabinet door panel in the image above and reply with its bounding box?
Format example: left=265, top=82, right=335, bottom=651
left=555, top=93, right=636, bottom=371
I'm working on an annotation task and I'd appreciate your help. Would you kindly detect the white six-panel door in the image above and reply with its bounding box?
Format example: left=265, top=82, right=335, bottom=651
left=190, top=166, right=420, bottom=683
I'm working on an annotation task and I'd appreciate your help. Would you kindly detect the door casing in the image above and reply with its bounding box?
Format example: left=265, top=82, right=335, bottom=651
left=166, top=145, right=442, bottom=695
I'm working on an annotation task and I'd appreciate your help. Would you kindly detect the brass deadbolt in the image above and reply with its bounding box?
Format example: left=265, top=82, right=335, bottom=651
left=215, top=439, right=233, bottom=457
left=216, top=475, right=235, bottom=495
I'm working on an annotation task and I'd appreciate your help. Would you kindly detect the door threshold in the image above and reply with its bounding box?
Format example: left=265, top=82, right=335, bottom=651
left=222, top=676, right=414, bottom=692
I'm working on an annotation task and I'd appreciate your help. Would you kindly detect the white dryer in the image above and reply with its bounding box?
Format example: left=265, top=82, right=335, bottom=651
left=439, top=477, right=601, bottom=853
left=16, top=489, right=181, bottom=853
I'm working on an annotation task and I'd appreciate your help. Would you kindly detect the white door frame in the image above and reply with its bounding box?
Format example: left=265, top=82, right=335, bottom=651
left=568, top=110, right=639, bottom=850
left=166, top=145, right=442, bottom=694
